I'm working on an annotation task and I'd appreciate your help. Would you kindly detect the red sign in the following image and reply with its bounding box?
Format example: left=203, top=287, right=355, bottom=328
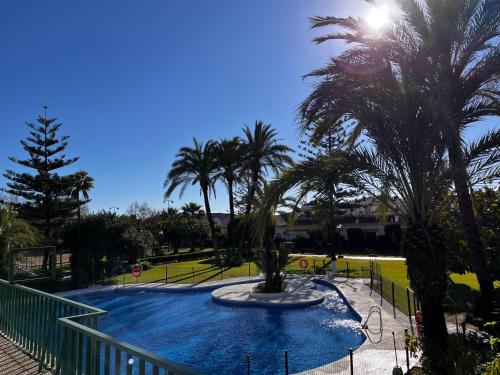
left=299, top=259, right=308, bottom=269
left=131, top=267, right=142, bottom=279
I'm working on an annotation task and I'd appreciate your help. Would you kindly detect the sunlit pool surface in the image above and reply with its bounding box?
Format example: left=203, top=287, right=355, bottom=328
left=68, top=282, right=365, bottom=374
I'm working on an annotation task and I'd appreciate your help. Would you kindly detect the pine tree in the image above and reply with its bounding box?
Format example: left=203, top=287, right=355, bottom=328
left=298, top=119, right=350, bottom=160
left=298, top=119, right=359, bottom=255
left=2, top=106, right=81, bottom=269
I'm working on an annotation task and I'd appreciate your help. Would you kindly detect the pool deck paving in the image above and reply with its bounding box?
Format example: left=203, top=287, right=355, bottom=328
left=56, top=275, right=266, bottom=298
left=0, top=334, right=52, bottom=375
left=301, top=276, right=420, bottom=374
left=289, top=253, right=406, bottom=261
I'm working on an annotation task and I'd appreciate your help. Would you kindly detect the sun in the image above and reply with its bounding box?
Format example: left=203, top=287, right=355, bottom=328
left=366, top=5, right=390, bottom=30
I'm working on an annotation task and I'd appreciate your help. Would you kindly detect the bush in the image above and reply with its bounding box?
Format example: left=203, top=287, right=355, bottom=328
left=62, top=213, right=158, bottom=288
left=406, top=330, right=499, bottom=374
left=442, top=188, right=500, bottom=279
left=139, top=249, right=221, bottom=265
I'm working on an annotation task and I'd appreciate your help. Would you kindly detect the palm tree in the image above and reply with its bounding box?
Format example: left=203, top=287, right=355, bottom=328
left=259, top=153, right=357, bottom=259
left=181, top=202, right=204, bottom=219
left=303, top=0, right=500, bottom=300
left=215, top=137, right=243, bottom=255
left=70, top=171, right=94, bottom=226
left=164, top=138, right=219, bottom=251
left=239, top=121, right=292, bottom=253
left=69, top=171, right=94, bottom=287
left=352, top=126, right=451, bottom=372
left=298, top=15, right=454, bottom=371
left=165, top=207, right=179, bottom=217
left=0, top=206, right=37, bottom=278
left=407, top=0, right=500, bottom=299
left=277, top=196, right=302, bottom=228
left=241, top=121, right=293, bottom=216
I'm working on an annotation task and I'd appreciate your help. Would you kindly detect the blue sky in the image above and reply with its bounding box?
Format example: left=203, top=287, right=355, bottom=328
left=0, top=1, right=496, bottom=214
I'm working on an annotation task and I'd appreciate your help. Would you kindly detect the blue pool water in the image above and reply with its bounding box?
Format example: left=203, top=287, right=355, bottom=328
left=68, top=282, right=364, bottom=374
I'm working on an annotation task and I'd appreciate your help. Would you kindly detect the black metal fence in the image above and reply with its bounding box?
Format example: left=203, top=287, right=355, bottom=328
left=241, top=330, right=413, bottom=374
left=364, top=262, right=420, bottom=335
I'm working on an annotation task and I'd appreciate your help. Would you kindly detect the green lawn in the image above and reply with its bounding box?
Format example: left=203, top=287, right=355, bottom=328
left=335, top=258, right=500, bottom=316
left=108, top=255, right=498, bottom=316
left=109, top=256, right=329, bottom=285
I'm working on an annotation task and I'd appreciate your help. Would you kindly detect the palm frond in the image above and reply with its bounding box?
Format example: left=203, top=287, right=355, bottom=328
left=465, top=129, right=500, bottom=186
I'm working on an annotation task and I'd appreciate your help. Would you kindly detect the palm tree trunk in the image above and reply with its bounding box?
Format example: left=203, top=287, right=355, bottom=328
left=228, top=179, right=238, bottom=256
left=402, top=223, right=449, bottom=373
left=202, top=186, right=218, bottom=253
left=239, top=173, right=259, bottom=255
left=449, top=145, right=494, bottom=300
left=76, top=197, right=82, bottom=287
left=328, top=195, right=337, bottom=259
left=245, top=168, right=260, bottom=216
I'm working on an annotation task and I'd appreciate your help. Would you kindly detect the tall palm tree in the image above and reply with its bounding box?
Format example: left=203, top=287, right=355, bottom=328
left=409, top=0, right=500, bottom=299
left=241, top=121, right=293, bottom=216
left=215, top=137, right=243, bottom=254
left=70, top=171, right=94, bottom=225
left=164, top=138, right=219, bottom=250
left=304, top=0, right=500, bottom=299
left=298, top=14, right=455, bottom=371
left=239, top=121, right=292, bottom=253
left=181, top=202, right=204, bottom=219
left=69, top=171, right=94, bottom=287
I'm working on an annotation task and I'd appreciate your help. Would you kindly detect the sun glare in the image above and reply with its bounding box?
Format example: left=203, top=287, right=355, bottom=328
left=366, top=5, right=390, bottom=30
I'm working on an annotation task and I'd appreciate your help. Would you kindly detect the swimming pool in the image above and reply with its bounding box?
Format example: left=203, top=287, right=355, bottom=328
left=67, top=282, right=365, bottom=374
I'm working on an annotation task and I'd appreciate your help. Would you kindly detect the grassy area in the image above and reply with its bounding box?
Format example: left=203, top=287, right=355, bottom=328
left=335, top=258, right=500, bottom=316
left=108, top=255, right=498, bottom=316
left=109, top=256, right=330, bottom=285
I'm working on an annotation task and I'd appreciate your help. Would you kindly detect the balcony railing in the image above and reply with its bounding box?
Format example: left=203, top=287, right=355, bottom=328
left=0, top=279, right=198, bottom=375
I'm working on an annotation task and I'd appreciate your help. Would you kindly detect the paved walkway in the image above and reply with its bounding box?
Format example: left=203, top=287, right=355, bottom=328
left=299, top=276, right=419, bottom=374
left=289, top=253, right=406, bottom=261
left=342, top=256, right=405, bottom=261
left=0, top=334, right=52, bottom=375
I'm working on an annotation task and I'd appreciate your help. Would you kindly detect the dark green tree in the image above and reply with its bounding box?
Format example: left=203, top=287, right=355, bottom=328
left=2, top=107, right=81, bottom=269
left=63, top=214, right=157, bottom=287
left=156, top=208, right=209, bottom=253
left=443, top=187, right=500, bottom=281
left=0, top=206, right=37, bottom=277
left=215, top=137, right=243, bottom=257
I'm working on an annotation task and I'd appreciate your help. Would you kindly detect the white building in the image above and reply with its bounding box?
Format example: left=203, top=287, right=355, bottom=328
left=274, top=198, right=405, bottom=242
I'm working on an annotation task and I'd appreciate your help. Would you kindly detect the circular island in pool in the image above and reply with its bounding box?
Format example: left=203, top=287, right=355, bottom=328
left=66, top=279, right=365, bottom=374
left=211, top=279, right=325, bottom=307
